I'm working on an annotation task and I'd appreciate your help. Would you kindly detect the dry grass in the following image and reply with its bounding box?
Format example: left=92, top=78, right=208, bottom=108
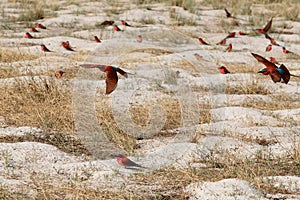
left=0, top=48, right=38, bottom=63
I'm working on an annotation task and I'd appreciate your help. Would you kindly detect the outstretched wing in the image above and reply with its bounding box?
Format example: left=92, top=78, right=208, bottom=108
left=278, top=64, right=290, bottom=84
left=224, top=8, right=231, bottom=17
left=105, top=67, right=118, bottom=94
left=251, top=53, right=277, bottom=70
left=263, top=17, right=273, bottom=33
left=80, top=64, right=106, bottom=72
left=113, top=66, right=128, bottom=78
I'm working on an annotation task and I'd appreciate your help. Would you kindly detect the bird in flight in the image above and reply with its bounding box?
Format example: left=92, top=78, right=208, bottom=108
left=256, top=18, right=273, bottom=34
left=80, top=64, right=128, bottom=94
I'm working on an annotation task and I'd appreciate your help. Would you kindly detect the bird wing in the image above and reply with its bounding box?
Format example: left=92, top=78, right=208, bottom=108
left=251, top=53, right=277, bottom=70
left=114, top=67, right=128, bottom=78
left=269, top=69, right=282, bottom=83
left=278, top=64, right=290, bottom=84
left=80, top=64, right=106, bottom=72
left=224, top=8, right=231, bottom=17
left=105, top=69, right=118, bottom=94
left=263, top=18, right=272, bottom=32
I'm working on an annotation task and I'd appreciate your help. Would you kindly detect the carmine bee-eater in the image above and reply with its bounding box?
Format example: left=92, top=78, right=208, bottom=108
left=29, top=27, right=38, bottom=32
left=61, top=41, right=74, bottom=51
left=225, top=32, right=235, bottom=39
left=282, top=47, right=294, bottom=54
left=25, top=32, right=33, bottom=38
left=251, top=52, right=300, bottom=84
left=41, top=44, right=51, bottom=52
left=116, top=154, right=147, bottom=169
left=114, top=25, right=122, bottom=31
left=264, top=33, right=280, bottom=46
left=80, top=64, right=128, bottom=94
left=94, top=36, right=101, bottom=43
left=238, top=31, right=248, bottom=35
left=35, top=23, right=46, bottom=29
left=269, top=57, right=279, bottom=64
left=100, top=20, right=114, bottom=26
left=136, top=35, right=142, bottom=43
left=256, top=18, right=273, bottom=34
left=55, top=70, right=64, bottom=78
left=121, top=20, right=131, bottom=26
left=265, top=44, right=272, bottom=52
left=225, top=43, right=232, bottom=52
left=198, top=38, right=209, bottom=45
left=216, top=38, right=226, bottom=45
left=218, top=66, right=230, bottom=74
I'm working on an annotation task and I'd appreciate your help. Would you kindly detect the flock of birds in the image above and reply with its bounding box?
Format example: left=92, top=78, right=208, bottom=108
left=20, top=7, right=300, bottom=168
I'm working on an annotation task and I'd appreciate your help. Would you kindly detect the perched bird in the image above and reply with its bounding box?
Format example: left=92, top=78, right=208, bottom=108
left=55, top=70, right=64, bottom=78
left=251, top=52, right=292, bottom=84
left=114, top=25, right=122, bottom=31
left=121, top=20, right=131, bottom=26
left=282, top=47, right=294, bottom=54
left=226, top=32, right=236, bottom=39
left=100, top=20, right=114, bottom=26
left=218, top=66, right=230, bottom=74
left=225, top=43, right=232, bottom=52
left=198, top=38, right=209, bottom=45
left=116, top=154, right=146, bottom=169
left=256, top=18, right=273, bottom=34
left=25, top=32, right=33, bottom=38
left=41, top=44, right=51, bottom=52
left=29, top=27, right=38, bottom=32
left=216, top=38, right=226, bottom=45
left=269, top=57, right=279, bottom=64
left=80, top=64, right=128, bottom=94
left=136, top=35, right=142, bottom=43
left=238, top=31, right=248, bottom=36
left=265, top=44, right=272, bottom=52
left=61, top=41, right=74, bottom=51
left=94, top=36, right=101, bottom=43
left=35, top=23, right=46, bottom=29
left=264, top=33, right=280, bottom=46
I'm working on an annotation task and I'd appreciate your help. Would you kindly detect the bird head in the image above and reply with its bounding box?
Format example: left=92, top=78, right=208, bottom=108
left=258, top=68, right=267, bottom=73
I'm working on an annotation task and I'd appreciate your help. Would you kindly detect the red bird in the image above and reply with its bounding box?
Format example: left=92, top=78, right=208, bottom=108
left=226, top=32, right=235, bottom=39
left=251, top=52, right=293, bottom=84
left=55, top=70, right=64, bottom=78
left=238, top=31, right=248, bottom=35
left=116, top=154, right=147, bottom=169
left=35, top=23, right=46, bottom=29
left=264, top=33, right=280, bottom=46
left=224, top=8, right=233, bottom=18
left=198, top=38, right=209, bottom=45
left=41, top=44, right=51, bottom=52
left=100, top=20, right=114, bottom=26
left=114, top=25, right=122, bottom=31
left=121, top=20, right=131, bottom=26
left=136, top=35, right=142, bottom=43
left=29, top=27, right=38, bottom=32
left=216, top=38, right=226, bottom=45
left=225, top=43, right=232, bottom=52
left=269, top=57, right=279, bottom=64
left=282, top=47, right=294, bottom=54
left=80, top=64, right=128, bottom=94
left=25, top=32, right=33, bottom=38
left=218, top=66, right=230, bottom=74
left=256, top=18, right=273, bottom=34
left=61, top=41, right=74, bottom=51
left=265, top=44, right=272, bottom=52
left=94, top=36, right=101, bottom=43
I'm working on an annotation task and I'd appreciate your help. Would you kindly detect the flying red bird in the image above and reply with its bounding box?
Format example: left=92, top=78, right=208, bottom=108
left=269, top=57, right=279, bottom=64
left=218, top=66, right=230, bottom=74
left=216, top=38, right=226, bottom=45
left=264, top=33, right=280, bottom=46
left=121, top=20, right=131, bottom=26
left=224, top=8, right=233, bottom=18
left=198, top=38, right=209, bottom=45
left=136, top=35, right=142, bottom=43
left=55, top=70, right=64, bottom=78
left=41, top=44, right=51, bottom=52
left=80, top=64, right=128, bottom=94
left=251, top=52, right=299, bottom=84
left=256, top=18, right=273, bottom=34
left=282, top=47, right=295, bottom=54
left=225, top=43, right=232, bottom=52
left=94, top=36, right=101, bottom=43
left=61, top=41, right=74, bottom=51
left=29, top=27, right=38, bottom=32
left=116, top=154, right=147, bottom=169
left=35, top=23, right=46, bottom=29
left=226, top=32, right=235, bottom=39
left=114, top=25, right=122, bottom=31
left=265, top=44, right=272, bottom=52
left=25, top=32, right=33, bottom=39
